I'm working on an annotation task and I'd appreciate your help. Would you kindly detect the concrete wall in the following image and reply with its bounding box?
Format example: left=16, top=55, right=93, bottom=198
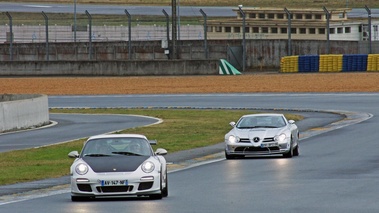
left=0, top=60, right=219, bottom=76
left=0, top=94, right=49, bottom=133
left=0, top=39, right=378, bottom=74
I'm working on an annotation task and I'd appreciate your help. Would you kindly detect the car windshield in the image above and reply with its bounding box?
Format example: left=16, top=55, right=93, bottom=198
left=81, top=137, right=152, bottom=157
left=236, top=116, right=286, bottom=128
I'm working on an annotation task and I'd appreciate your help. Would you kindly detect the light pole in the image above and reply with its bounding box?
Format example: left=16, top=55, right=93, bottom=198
left=284, top=8, right=292, bottom=56
left=238, top=5, right=246, bottom=72
left=323, top=6, right=330, bottom=54
left=365, top=5, right=372, bottom=54
left=5, top=12, right=13, bottom=61
left=199, top=9, right=208, bottom=59
left=177, top=0, right=180, bottom=40
left=171, top=0, right=177, bottom=59
left=125, top=10, right=132, bottom=60
left=74, top=0, right=77, bottom=42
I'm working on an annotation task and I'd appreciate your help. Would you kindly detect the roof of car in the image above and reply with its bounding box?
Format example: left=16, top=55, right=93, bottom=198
left=242, top=113, right=284, bottom=117
left=87, top=134, right=148, bottom=140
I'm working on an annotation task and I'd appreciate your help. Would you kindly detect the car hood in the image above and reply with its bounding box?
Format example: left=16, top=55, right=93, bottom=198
left=229, top=127, right=284, bottom=139
left=82, top=156, right=150, bottom=173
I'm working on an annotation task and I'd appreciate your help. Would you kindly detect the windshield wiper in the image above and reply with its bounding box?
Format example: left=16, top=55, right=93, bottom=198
left=112, top=151, right=142, bottom=156
left=238, top=126, right=278, bottom=129
left=84, top=153, right=111, bottom=157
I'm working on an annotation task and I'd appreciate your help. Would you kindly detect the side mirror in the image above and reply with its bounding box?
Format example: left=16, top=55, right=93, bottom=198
left=149, top=140, right=157, bottom=145
left=155, top=148, right=168, bottom=156
left=68, top=151, right=79, bottom=158
left=229, top=121, right=236, bottom=127
left=288, top=120, right=295, bottom=124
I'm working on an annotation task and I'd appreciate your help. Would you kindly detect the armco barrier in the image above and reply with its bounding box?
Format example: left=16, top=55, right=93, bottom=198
left=0, top=94, right=49, bottom=133
left=281, top=54, right=379, bottom=73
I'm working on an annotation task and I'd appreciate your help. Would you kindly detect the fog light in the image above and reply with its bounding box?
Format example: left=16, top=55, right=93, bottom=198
left=76, top=178, right=89, bottom=182
left=140, top=176, right=154, bottom=181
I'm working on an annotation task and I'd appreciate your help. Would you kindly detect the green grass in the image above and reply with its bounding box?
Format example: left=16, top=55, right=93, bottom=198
left=0, top=108, right=302, bottom=185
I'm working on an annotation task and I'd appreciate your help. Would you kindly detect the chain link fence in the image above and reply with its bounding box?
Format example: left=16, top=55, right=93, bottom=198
left=1, top=24, right=205, bottom=43
left=1, top=6, right=378, bottom=71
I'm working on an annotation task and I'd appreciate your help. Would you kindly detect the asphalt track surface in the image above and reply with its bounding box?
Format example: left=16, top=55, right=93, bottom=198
left=0, top=94, right=369, bottom=196
left=0, top=107, right=346, bottom=196
left=0, top=3, right=379, bottom=213
left=0, top=110, right=343, bottom=196
left=0, top=93, right=377, bottom=213
left=0, top=114, right=160, bottom=153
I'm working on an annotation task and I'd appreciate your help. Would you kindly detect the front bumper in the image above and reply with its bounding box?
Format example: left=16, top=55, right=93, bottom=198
left=70, top=172, right=161, bottom=197
left=225, top=142, right=291, bottom=156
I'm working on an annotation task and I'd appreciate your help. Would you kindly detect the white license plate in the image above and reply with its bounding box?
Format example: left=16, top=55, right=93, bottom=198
left=261, top=142, right=278, bottom=148
left=101, top=180, right=128, bottom=186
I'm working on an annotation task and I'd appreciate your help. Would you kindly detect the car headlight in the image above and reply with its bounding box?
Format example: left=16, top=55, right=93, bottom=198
left=75, top=163, right=89, bottom=175
left=275, top=133, right=287, bottom=143
left=228, top=135, right=239, bottom=144
left=141, top=161, right=155, bottom=173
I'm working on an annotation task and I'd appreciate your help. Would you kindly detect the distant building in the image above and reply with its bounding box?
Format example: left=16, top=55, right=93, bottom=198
left=206, top=7, right=379, bottom=41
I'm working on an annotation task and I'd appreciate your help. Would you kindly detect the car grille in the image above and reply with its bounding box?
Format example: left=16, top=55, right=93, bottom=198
left=138, top=182, right=154, bottom=190
left=96, top=186, right=134, bottom=193
left=239, top=137, right=275, bottom=143
left=235, top=146, right=280, bottom=152
left=77, top=184, right=92, bottom=192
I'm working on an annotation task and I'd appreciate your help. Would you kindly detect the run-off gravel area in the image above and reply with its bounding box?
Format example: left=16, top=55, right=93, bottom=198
left=0, top=73, right=379, bottom=94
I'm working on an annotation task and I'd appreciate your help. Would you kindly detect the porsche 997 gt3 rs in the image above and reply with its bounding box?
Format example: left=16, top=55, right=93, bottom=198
left=68, top=134, right=168, bottom=201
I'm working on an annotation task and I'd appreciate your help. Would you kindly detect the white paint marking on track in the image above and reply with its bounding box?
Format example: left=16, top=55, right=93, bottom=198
left=49, top=93, right=379, bottom=99
left=0, top=186, right=70, bottom=206
left=24, top=5, right=52, bottom=8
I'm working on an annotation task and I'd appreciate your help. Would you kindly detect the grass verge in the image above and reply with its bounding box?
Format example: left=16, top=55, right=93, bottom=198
left=0, top=108, right=303, bottom=185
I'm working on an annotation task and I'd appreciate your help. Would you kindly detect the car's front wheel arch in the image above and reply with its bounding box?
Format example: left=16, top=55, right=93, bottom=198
left=162, top=169, right=168, bottom=197
left=283, top=137, right=294, bottom=158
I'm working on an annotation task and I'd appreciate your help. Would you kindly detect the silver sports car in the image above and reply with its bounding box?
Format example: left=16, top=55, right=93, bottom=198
left=224, top=113, right=299, bottom=159
left=68, top=134, right=168, bottom=201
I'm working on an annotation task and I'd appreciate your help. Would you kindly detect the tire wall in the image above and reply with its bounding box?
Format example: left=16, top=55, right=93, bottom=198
left=280, top=54, right=379, bottom=72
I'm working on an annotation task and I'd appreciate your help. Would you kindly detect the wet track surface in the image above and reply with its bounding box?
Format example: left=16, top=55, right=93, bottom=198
left=0, top=93, right=377, bottom=213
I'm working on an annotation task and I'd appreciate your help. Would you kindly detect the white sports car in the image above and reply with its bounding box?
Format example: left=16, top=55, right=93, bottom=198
left=68, top=134, right=168, bottom=201
left=224, top=113, right=299, bottom=159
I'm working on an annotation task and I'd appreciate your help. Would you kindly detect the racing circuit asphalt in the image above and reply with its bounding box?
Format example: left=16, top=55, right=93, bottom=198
left=0, top=109, right=364, bottom=197
left=1, top=93, right=378, bottom=213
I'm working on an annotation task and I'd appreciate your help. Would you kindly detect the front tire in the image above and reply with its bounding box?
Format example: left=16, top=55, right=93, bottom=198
left=283, top=139, right=294, bottom=158
left=162, top=171, right=168, bottom=197
left=150, top=170, right=165, bottom=200
left=225, top=150, right=234, bottom=159
left=293, top=144, right=299, bottom=156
